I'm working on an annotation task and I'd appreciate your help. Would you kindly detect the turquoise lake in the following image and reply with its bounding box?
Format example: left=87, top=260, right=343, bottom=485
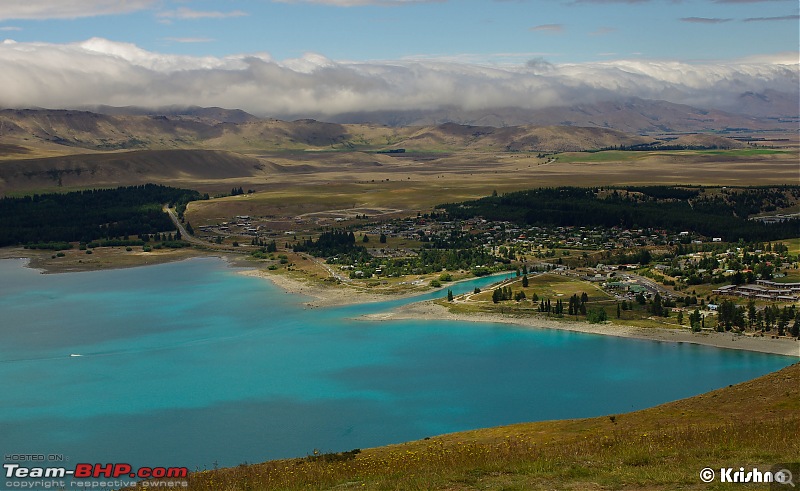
left=0, top=257, right=795, bottom=472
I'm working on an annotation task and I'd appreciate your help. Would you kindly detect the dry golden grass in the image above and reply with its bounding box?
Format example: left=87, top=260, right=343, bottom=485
left=180, top=146, right=799, bottom=227
left=0, top=245, right=207, bottom=273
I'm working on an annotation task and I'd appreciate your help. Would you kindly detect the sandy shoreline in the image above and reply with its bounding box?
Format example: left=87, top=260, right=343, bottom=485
left=4, top=248, right=797, bottom=358
left=240, top=267, right=799, bottom=357
left=365, top=301, right=800, bottom=357
left=238, top=268, right=427, bottom=307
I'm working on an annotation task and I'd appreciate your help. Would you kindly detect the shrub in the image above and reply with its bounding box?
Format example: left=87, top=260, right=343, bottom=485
left=587, top=308, right=608, bottom=323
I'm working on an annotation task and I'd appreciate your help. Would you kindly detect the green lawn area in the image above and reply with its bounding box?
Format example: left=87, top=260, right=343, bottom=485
left=554, top=148, right=791, bottom=164
left=553, top=151, right=644, bottom=163
left=690, top=148, right=791, bottom=156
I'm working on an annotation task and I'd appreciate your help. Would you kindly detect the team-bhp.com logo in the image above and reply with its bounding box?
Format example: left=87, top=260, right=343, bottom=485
left=5, top=462, right=188, bottom=479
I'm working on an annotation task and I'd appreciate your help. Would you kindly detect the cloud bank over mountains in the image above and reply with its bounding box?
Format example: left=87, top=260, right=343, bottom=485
left=0, top=38, right=796, bottom=118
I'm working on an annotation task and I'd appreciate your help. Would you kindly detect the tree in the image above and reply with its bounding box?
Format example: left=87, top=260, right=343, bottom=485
left=492, top=288, right=501, bottom=304
left=362, top=234, right=370, bottom=243
left=447, top=289, right=454, bottom=302
left=616, top=303, right=621, bottom=319
left=747, top=301, right=757, bottom=330
left=522, top=274, right=529, bottom=287
left=791, top=312, right=800, bottom=338
left=677, top=310, right=684, bottom=325
left=777, top=307, right=790, bottom=336
left=689, top=309, right=702, bottom=331
left=379, top=233, right=387, bottom=244
left=587, top=308, right=607, bottom=323
left=651, top=293, right=663, bottom=317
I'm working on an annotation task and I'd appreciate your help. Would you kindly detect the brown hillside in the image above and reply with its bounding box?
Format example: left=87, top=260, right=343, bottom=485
left=0, top=109, right=210, bottom=150
left=401, top=123, right=653, bottom=152
left=0, top=108, right=660, bottom=154
left=327, top=96, right=798, bottom=132
left=661, top=134, right=746, bottom=149
left=200, top=119, right=356, bottom=150
left=0, top=149, right=271, bottom=193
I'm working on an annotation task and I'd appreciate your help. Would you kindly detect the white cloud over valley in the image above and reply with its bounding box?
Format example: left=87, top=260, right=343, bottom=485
left=0, top=38, right=796, bottom=117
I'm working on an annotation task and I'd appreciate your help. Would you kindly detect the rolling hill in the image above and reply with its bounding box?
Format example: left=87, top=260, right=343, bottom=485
left=0, top=108, right=665, bottom=155
left=0, top=149, right=272, bottom=192
left=325, top=96, right=799, bottom=133
left=0, top=106, right=777, bottom=195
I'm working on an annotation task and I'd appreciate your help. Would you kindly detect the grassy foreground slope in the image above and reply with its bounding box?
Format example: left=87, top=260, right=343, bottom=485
left=179, top=362, right=799, bottom=490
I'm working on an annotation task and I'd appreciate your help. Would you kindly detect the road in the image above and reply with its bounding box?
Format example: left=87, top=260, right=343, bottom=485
left=625, top=272, right=677, bottom=299
left=163, top=206, right=210, bottom=247
left=297, top=252, right=351, bottom=283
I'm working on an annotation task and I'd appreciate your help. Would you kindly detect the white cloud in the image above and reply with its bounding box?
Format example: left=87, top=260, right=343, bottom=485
left=680, top=17, right=732, bottom=23
left=157, top=8, right=249, bottom=20
left=590, top=27, right=617, bottom=36
left=163, top=37, right=216, bottom=43
left=530, top=24, right=564, bottom=32
left=0, top=38, right=796, bottom=118
left=271, top=0, right=445, bottom=5
left=0, top=0, right=156, bottom=20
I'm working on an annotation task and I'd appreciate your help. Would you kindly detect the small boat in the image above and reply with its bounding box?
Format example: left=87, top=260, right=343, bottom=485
left=69, top=354, right=83, bottom=357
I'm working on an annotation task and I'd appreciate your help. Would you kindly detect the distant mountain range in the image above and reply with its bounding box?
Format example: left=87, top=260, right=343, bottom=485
left=321, top=95, right=798, bottom=133
left=62, top=91, right=800, bottom=133
left=0, top=96, right=793, bottom=195
left=1, top=92, right=793, bottom=157
left=0, top=108, right=659, bottom=154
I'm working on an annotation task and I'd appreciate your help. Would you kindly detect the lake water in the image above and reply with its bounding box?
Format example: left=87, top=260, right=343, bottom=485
left=0, top=257, right=794, bottom=473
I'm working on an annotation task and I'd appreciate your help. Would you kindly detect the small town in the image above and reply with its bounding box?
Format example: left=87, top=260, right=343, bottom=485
left=184, top=195, right=800, bottom=338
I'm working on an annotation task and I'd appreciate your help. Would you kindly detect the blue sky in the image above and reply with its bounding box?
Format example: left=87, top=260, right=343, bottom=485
left=0, top=0, right=796, bottom=117
left=1, top=0, right=797, bottom=62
